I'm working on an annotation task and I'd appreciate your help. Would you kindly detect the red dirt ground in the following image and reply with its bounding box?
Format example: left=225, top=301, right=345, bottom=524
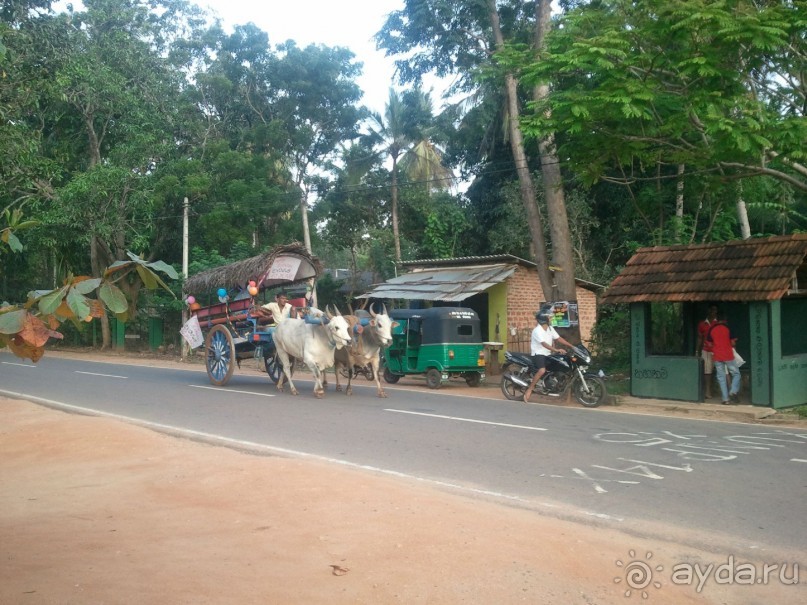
left=1, top=352, right=804, bottom=604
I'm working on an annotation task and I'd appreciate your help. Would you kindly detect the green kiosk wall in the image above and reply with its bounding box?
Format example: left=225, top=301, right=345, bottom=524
left=629, top=303, right=700, bottom=401
left=767, top=299, right=807, bottom=409
left=629, top=300, right=807, bottom=408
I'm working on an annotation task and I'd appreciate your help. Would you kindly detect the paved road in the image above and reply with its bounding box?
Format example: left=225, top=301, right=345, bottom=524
left=2, top=352, right=806, bottom=560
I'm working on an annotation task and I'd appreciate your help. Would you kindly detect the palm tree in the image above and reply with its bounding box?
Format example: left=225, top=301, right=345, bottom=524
left=365, top=88, right=454, bottom=263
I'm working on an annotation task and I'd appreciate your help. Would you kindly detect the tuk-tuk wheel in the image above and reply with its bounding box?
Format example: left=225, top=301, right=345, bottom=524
left=383, top=366, right=401, bottom=384
left=464, top=372, right=482, bottom=387
left=425, top=368, right=443, bottom=389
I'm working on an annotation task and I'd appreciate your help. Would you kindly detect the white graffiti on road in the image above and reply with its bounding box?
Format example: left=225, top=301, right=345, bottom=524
left=548, top=430, right=807, bottom=493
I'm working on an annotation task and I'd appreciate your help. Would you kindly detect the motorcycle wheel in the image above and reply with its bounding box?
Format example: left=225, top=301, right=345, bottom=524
left=500, top=375, right=525, bottom=401
left=573, top=374, right=607, bottom=407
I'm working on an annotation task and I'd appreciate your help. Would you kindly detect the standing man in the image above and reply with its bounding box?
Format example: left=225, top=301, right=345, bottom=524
left=708, top=311, right=741, bottom=405
left=696, top=304, right=718, bottom=399
left=523, top=304, right=575, bottom=403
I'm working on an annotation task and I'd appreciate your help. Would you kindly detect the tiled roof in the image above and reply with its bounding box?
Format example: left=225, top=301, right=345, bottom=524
left=601, top=234, right=807, bottom=303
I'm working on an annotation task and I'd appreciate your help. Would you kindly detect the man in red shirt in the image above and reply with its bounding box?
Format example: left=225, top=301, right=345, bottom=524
left=707, top=311, right=740, bottom=404
left=696, top=304, right=718, bottom=399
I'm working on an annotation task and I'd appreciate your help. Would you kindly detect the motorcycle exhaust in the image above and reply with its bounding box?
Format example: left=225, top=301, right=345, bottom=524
left=505, top=373, right=530, bottom=388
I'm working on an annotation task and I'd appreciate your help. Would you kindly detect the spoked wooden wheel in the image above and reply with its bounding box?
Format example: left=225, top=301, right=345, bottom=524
left=205, top=325, right=235, bottom=386
left=264, top=347, right=282, bottom=384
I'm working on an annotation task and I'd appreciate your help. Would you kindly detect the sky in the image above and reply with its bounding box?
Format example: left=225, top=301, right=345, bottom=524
left=197, top=0, right=408, bottom=115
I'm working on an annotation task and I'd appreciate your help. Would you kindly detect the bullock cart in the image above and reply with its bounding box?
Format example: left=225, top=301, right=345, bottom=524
left=183, top=243, right=322, bottom=387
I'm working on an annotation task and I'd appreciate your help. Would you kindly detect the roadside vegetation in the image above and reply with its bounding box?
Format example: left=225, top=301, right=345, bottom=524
left=2, top=0, right=804, bottom=357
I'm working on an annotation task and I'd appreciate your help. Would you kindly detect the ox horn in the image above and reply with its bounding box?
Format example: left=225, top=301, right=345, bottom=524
left=369, top=303, right=377, bottom=318
left=325, top=305, right=334, bottom=320
left=382, top=303, right=387, bottom=316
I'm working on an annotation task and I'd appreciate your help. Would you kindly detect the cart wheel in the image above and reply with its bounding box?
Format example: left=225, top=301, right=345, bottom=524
left=383, top=366, right=401, bottom=384
left=464, top=372, right=482, bottom=387
left=205, top=325, right=235, bottom=386
left=264, top=348, right=282, bottom=385
left=425, top=368, right=443, bottom=389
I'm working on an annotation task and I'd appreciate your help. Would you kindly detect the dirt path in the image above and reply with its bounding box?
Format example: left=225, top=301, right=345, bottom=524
left=1, top=352, right=804, bottom=604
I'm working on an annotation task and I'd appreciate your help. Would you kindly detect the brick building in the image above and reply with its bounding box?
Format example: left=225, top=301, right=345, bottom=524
left=359, top=254, right=602, bottom=364
left=504, top=262, right=599, bottom=345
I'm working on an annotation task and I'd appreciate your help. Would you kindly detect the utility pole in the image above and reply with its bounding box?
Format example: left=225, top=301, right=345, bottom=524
left=181, top=197, right=189, bottom=361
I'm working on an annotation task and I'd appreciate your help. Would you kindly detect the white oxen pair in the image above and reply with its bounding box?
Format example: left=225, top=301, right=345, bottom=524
left=273, top=307, right=351, bottom=398
left=334, top=304, right=397, bottom=398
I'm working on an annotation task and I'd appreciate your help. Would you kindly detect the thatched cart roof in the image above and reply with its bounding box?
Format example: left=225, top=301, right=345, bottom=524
left=183, top=242, right=324, bottom=296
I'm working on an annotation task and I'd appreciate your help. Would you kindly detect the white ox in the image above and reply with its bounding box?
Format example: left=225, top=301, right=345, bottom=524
left=273, top=308, right=351, bottom=398
left=334, top=304, right=397, bottom=398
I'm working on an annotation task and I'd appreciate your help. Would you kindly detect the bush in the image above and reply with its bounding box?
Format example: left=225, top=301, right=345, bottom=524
left=590, top=303, right=630, bottom=374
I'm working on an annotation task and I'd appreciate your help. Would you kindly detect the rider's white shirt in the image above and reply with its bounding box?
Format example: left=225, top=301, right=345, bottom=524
left=530, top=323, right=559, bottom=356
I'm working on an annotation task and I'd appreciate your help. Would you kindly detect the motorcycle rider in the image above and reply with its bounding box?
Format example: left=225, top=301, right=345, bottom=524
left=523, top=305, right=575, bottom=403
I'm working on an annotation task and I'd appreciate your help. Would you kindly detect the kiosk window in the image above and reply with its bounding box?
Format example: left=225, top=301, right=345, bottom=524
left=648, top=302, right=685, bottom=356
left=782, top=298, right=807, bottom=356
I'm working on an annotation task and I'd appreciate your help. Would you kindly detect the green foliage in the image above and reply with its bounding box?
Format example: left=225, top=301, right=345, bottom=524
left=590, top=304, right=630, bottom=373
left=1, top=207, right=38, bottom=253
left=187, top=247, right=229, bottom=276
left=313, top=272, right=350, bottom=312
left=0, top=251, right=177, bottom=362
left=422, top=198, right=470, bottom=259
left=519, top=0, right=807, bottom=202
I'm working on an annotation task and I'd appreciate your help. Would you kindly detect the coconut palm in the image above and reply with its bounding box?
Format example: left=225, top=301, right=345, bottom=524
left=365, top=87, right=454, bottom=263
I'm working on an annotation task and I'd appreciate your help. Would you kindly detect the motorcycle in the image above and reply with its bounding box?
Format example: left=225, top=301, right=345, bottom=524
left=500, top=344, right=607, bottom=407
left=338, top=363, right=375, bottom=381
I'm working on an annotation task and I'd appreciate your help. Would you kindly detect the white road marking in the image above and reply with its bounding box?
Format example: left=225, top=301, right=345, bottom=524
left=75, top=371, right=127, bottom=379
left=791, top=458, right=807, bottom=463
left=0, top=390, right=626, bottom=522
left=1, top=361, right=36, bottom=368
left=189, top=384, right=276, bottom=397
left=384, top=408, right=547, bottom=431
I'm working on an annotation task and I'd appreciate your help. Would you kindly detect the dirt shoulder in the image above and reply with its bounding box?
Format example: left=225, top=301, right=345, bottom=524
left=1, top=351, right=804, bottom=604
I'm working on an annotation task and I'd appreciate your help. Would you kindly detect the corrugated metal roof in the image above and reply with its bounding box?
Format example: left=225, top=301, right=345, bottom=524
left=357, top=264, right=517, bottom=302
left=601, top=234, right=807, bottom=303
left=399, top=254, right=534, bottom=268
left=397, top=254, right=604, bottom=292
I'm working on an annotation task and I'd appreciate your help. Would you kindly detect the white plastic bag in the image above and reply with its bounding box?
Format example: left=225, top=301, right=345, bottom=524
left=733, top=348, right=745, bottom=367
left=180, top=315, right=204, bottom=349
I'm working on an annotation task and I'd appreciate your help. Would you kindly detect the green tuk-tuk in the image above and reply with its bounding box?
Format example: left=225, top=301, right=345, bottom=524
left=382, top=307, right=486, bottom=389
